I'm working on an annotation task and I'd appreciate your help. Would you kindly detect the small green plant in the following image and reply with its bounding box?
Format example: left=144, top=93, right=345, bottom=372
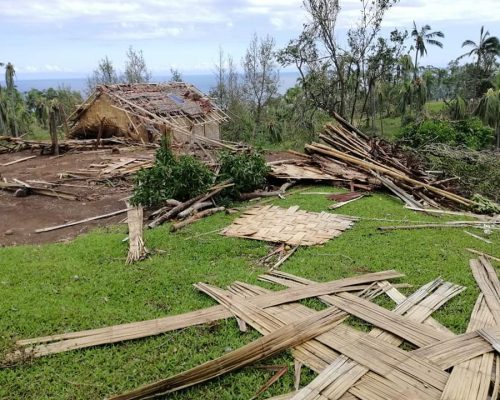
left=131, top=140, right=213, bottom=207
left=424, top=144, right=500, bottom=203
left=217, top=151, right=270, bottom=197
left=471, top=194, right=500, bottom=214
left=397, top=118, right=493, bottom=150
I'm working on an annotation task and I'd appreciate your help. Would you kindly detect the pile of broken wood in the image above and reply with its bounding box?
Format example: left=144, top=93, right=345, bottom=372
left=0, top=136, right=158, bottom=155
left=6, top=256, right=499, bottom=400
left=147, top=180, right=234, bottom=231
left=60, top=156, right=155, bottom=181
left=271, top=113, right=477, bottom=210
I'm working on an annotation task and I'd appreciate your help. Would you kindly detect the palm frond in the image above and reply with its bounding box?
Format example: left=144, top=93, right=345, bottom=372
left=462, top=40, right=476, bottom=48
left=426, top=39, right=444, bottom=48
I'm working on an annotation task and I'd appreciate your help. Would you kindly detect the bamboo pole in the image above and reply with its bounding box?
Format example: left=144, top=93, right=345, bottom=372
left=306, top=143, right=474, bottom=207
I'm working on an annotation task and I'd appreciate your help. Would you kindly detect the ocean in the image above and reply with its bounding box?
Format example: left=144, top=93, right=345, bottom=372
left=15, top=71, right=300, bottom=96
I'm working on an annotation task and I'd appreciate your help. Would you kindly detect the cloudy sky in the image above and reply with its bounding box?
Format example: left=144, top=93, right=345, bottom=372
left=1, top=0, right=499, bottom=79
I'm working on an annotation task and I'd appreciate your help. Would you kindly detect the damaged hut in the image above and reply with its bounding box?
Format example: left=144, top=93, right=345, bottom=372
left=66, top=83, right=228, bottom=143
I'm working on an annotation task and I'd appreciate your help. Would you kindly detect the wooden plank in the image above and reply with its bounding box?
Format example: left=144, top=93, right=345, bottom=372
left=466, top=248, right=500, bottom=263
left=296, top=281, right=463, bottom=400
left=470, top=257, right=500, bottom=323
left=441, top=294, right=496, bottom=400
left=199, top=283, right=449, bottom=400
left=11, top=271, right=397, bottom=359
left=34, top=208, right=130, bottom=233
left=464, top=230, right=493, bottom=244
left=324, top=292, right=452, bottom=347
left=1, top=155, right=37, bottom=166
left=107, top=303, right=349, bottom=400
left=413, top=327, right=500, bottom=370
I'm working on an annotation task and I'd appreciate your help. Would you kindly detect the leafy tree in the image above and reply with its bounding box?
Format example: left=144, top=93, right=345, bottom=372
left=0, top=63, right=31, bottom=137
left=459, top=26, right=500, bottom=72
left=411, top=22, right=444, bottom=79
left=169, top=68, right=182, bottom=82
left=123, top=46, right=152, bottom=84
left=476, top=88, right=500, bottom=150
left=242, top=34, right=279, bottom=128
left=86, top=56, right=119, bottom=94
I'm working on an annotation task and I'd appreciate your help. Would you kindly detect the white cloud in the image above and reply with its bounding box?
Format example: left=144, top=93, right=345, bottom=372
left=16, top=64, right=72, bottom=73
left=0, top=0, right=229, bottom=40
left=384, top=0, right=500, bottom=26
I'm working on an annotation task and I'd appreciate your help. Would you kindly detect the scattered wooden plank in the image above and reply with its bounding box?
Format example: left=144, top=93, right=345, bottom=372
left=441, top=294, right=496, bottom=400
left=0, top=181, right=78, bottom=200
left=379, top=222, right=498, bottom=231
left=464, top=230, right=493, bottom=244
left=34, top=208, right=129, bottom=233
left=270, top=245, right=298, bottom=271
left=9, top=271, right=399, bottom=360
left=328, top=195, right=364, bottom=210
left=1, top=155, right=37, bottom=166
left=107, top=304, right=349, bottom=400
left=470, top=257, right=500, bottom=323
left=170, top=207, right=225, bottom=232
left=324, top=291, right=452, bottom=347
left=466, top=248, right=500, bottom=263
left=148, top=181, right=232, bottom=228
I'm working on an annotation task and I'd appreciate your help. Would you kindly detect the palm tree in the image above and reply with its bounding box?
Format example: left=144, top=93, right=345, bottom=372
left=459, top=26, right=500, bottom=71
left=476, top=88, right=500, bottom=150
left=4, top=63, right=15, bottom=90
left=411, top=22, right=444, bottom=79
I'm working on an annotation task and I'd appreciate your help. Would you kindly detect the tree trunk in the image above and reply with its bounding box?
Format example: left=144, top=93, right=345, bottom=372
left=414, top=50, right=419, bottom=81
left=350, top=65, right=361, bottom=124
left=49, top=110, right=59, bottom=156
left=496, top=123, right=499, bottom=152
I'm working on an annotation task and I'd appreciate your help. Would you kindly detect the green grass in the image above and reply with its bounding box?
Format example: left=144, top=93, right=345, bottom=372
left=0, top=187, right=499, bottom=399
left=424, top=100, right=446, bottom=115
left=377, top=116, right=402, bottom=140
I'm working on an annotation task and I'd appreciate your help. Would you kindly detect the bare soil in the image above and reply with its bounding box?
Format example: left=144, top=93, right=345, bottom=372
left=0, top=148, right=154, bottom=247
left=0, top=147, right=300, bottom=247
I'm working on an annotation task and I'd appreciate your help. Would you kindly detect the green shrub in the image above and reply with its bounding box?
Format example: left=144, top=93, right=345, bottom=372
left=397, top=118, right=493, bottom=150
left=131, top=142, right=213, bottom=207
left=424, top=144, right=500, bottom=203
left=217, top=151, right=270, bottom=196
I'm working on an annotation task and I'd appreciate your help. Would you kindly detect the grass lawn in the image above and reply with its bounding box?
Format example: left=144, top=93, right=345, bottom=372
left=1, top=187, right=499, bottom=399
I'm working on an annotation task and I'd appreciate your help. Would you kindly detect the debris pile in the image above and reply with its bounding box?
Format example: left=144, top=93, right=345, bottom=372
left=270, top=113, right=477, bottom=210
left=307, top=114, right=476, bottom=209
left=0, top=136, right=156, bottom=155
left=8, top=258, right=499, bottom=400
left=147, top=180, right=234, bottom=230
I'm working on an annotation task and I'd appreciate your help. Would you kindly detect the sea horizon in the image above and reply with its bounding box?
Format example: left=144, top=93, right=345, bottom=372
left=14, top=71, right=300, bottom=97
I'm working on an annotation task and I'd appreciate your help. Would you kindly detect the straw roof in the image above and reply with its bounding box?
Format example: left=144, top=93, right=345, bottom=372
left=68, top=82, right=228, bottom=135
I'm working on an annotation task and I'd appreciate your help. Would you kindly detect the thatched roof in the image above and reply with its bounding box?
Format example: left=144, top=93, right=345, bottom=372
left=67, top=82, right=228, bottom=135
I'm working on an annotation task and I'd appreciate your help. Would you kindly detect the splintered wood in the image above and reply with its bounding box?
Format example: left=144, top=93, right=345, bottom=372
left=222, top=205, right=355, bottom=246
left=8, top=258, right=500, bottom=400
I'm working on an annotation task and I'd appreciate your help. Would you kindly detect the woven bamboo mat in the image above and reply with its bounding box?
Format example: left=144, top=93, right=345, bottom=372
left=221, top=205, right=355, bottom=246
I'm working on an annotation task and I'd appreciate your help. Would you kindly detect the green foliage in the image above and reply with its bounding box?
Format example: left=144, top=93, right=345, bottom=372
left=1, top=188, right=499, bottom=399
left=471, top=194, right=500, bottom=214
left=131, top=142, right=213, bottom=207
left=424, top=144, right=500, bottom=202
left=217, top=151, right=270, bottom=196
left=397, top=118, right=493, bottom=149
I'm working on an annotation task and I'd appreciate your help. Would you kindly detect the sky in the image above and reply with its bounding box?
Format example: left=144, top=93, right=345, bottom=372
left=1, top=0, right=499, bottom=80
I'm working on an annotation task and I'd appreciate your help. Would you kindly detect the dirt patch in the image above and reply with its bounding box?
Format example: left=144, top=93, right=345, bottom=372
left=265, top=151, right=305, bottom=163
left=0, top=148, right=154, bottom=247
left=0, top=147, right=304, bottom=247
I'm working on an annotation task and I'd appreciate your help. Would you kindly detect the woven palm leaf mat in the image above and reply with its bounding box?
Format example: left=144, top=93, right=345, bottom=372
left=221, top=205, right=356, bottom=246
